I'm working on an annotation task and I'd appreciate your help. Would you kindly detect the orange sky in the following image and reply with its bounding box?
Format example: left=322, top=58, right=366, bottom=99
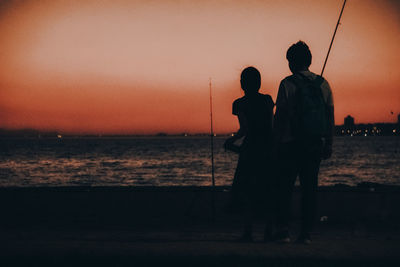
left=0, top=0, right=399, bottom=134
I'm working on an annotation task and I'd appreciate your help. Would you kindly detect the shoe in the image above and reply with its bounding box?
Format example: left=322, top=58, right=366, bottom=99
left=296, top=232, right=312, bottom=245
left=274, top=230, right=290, bottom=243
left=263, top=231, right=274, bottom=242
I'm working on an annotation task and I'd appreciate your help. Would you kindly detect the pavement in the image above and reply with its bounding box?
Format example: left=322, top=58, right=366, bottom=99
left=1, top=221, right=400, bottom=266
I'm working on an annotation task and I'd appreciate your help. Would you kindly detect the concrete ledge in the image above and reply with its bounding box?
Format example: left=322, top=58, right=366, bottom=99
left=1, top=186, right=399, bottom=227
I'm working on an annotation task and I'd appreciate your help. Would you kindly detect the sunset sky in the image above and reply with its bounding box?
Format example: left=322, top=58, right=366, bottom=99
left=0, top=0, right=399, bottom=134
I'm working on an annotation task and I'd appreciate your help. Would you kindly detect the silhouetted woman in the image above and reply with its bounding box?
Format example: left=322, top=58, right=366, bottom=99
left=224, top=66, right=274, bottom=242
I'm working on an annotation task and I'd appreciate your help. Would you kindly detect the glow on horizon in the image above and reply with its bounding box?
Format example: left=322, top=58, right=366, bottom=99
left=0, top=0, right=399, bottom=134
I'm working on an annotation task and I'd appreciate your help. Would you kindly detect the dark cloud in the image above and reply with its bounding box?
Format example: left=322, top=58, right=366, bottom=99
left=0, top=0, right=15, bottom=17
left=0, top=0, right=26, bottom=19
left=0, top=0, right=14, bottom=11
left=386, top=0, right=400, bottom=20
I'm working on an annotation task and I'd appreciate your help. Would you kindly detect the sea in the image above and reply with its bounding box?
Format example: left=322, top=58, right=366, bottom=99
left=0, top=136, right=399, bottom=187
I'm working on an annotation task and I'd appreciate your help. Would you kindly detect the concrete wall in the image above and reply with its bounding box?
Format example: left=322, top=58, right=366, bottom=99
left=0, top=186, right=399, bottom=227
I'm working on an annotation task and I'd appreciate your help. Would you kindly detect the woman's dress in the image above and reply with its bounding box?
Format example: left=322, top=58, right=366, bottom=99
left=230, top=92, right=275, bottom=211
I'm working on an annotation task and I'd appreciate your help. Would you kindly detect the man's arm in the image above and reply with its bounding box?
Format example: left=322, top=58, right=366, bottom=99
left=326, top=105, right=335, bottom=145
left=323, top=82, right=335, bottom=159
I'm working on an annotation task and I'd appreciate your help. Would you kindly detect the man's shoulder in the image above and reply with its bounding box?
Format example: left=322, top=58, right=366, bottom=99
left=281, top=71, right=330, bottom=86
left=279, top=75, right=297, bottom=90
left=281, top=75, right=295, bottom=83
left=303, top=71, right=330, bottom=84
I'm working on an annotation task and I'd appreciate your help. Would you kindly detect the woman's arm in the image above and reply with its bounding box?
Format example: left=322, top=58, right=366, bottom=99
left=273, top=81, right=288, bottom=142
left=224, top=111, right=248, bottom=152
left=235, top=111, right=248, bottom=139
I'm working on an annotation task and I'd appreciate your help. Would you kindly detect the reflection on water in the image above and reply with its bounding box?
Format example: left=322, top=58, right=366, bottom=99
left=0, top=136, right=399, bottom=187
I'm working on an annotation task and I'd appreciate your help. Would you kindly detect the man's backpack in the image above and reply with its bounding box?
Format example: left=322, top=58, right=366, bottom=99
left=288, top=73, right=328, bottom=139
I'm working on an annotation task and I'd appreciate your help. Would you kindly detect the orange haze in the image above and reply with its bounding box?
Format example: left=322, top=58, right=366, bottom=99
left=1, top=0, right=399, bottom=134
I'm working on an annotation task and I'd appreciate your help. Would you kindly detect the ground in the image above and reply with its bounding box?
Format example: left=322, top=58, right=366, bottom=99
left=1, top=221, right=399, bottom=266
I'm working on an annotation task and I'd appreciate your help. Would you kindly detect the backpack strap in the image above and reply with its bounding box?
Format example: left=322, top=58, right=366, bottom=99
left=314, top=75, right=325, bottom=89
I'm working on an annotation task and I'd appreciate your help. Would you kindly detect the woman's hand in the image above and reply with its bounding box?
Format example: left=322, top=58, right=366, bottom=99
left=224, top=136, right=241, bottom=153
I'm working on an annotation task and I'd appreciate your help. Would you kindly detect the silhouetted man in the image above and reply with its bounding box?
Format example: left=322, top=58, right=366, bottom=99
left=274, top=41, right=334, bottom=244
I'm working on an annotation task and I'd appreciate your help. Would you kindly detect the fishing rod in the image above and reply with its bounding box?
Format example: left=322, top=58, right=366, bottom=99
left=209, top=78, right=215, bottom=188
left=209, top=78, right=216, bottom=220
left=321, top=0, right=347, bottom=76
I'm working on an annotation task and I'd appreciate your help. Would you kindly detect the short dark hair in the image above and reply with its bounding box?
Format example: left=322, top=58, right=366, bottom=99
left=286, top=41, right=312, bottom=70
left=240, top=66, right=261, bottom=93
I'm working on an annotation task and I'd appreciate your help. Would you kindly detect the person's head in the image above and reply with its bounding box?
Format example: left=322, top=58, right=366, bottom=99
left=286, top=41, right=312, bottom=73
left=240, top=66, right=261, bottom=94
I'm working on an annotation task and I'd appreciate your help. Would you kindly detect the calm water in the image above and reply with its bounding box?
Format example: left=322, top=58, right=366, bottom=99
left=0, top=136, right=399, bottom=187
